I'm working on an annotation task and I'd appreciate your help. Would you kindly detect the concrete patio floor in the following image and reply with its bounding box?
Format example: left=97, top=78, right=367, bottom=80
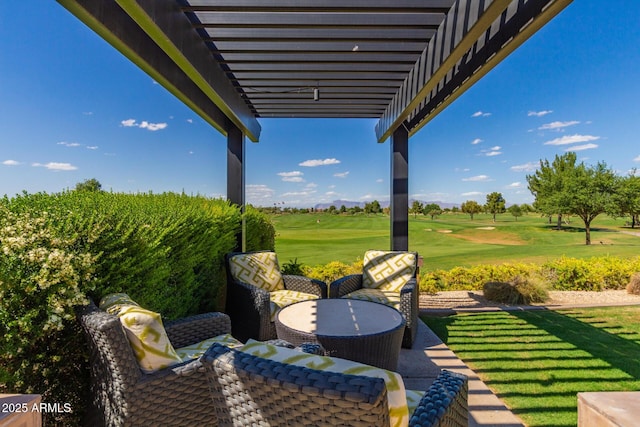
left=397, top=320, right=525, bottom=427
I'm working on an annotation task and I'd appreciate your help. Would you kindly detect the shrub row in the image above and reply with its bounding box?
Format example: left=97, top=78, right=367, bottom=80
left=420, top=256, right=640, bottom=293
left=0, top=191, right=274, bottom=426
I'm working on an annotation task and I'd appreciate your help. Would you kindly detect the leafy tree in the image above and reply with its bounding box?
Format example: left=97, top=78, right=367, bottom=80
left=423, top=203, right=442, bottom=220
left=507, top=204, right=523, bottom=221
left=609, top=171, right=640, bottom=228
left=364, top=200, right=381, bottom=214
left=327, top=205, right=337, bottom=214
left=528, top=153, right=619, bottom=245
left=485, top=192, right=506, bottom=222
left=526, top=153, right=577, bottom=229
left=520, top=203, right=534, bottom=213
left=75, top=178, right=102, bottom=192
left=460, top=200, right=482, bottom=220
left=339, top=205, right=347, bottom=214
left=409, top=200, right=423, bottom=218
left=565, top=161, right=618, bottom=245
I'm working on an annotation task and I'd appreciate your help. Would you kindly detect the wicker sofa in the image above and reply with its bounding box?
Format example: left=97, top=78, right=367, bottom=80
left=225, top=251, right=327, bottom=341
left=202, top=343, right=468, bottom=427
left=330, top=250, right=420, bottom=348
left=77, top=300, right=231, bottom=426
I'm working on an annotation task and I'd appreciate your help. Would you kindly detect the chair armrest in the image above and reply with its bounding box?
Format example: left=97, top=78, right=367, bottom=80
left=409, top=370, right=468, bottom=427
left=329, top=274, right=363, bottom=298
left=165, top=312, right=231, bottom=349
left=283, top=275, right=327, bottom=298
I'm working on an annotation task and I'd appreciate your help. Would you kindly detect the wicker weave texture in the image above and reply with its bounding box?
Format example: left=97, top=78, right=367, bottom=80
left=409, top=370, right=469, bottom=427
left=329, top=252, right=420, bottom=348
left=202, top=343, right=390, bottom=427
left=225, top=251, right=327, bottom=342
left=78, top=301, right=230, bottom=426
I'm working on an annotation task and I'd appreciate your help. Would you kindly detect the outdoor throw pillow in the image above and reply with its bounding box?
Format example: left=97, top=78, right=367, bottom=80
left=117, top=305, right=183, bottom=373
left=342, top=288, right=401, bottom=310
left=176, top=333, right=243, bottom=361
left=362, top=250, right=416, bottom=292
left=99, top=293, right=140, bottom=315
left=229, top=252, right=285, bottom=292
left=268, top=289, right=319, bottom=321
left=239, top=339, right=410, bottom=427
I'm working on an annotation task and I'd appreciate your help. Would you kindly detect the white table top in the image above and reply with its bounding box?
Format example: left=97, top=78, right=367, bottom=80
left=276, top=299, right=404, bottom=337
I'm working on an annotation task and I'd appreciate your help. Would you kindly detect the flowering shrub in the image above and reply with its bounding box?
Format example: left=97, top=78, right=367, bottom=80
left=0, top=206, right=98, bottom=424
left=0, top=192, right=275, bottom=426
left=303, top=259, right=363, bottom=283
left=419, top=256, right=640, bottom=293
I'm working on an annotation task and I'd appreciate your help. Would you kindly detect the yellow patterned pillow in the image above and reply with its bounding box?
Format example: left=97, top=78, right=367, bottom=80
left=117, top=306, right=183, bottom=373
left=268, top=289, right=319, bottom=321
left=240, top=339, right=410, bottom=427
left=229, top=252, right=285, bottom=291
left=176, top=333, right=243, bottom=361
left=343, top=288, right=401, bottom=310
left=99, top=293, right=140, bottom=315
left=362, top=250, right=416, bottom=292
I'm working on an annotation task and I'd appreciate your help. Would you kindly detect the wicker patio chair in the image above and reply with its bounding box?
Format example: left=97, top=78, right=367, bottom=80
left=77, top=300, right=231, bottom=426
left=225, top=251, right=327, bottom=342
left=201, top=343, right=468, bottom=427
left=330, top=250, right=420, bottom=348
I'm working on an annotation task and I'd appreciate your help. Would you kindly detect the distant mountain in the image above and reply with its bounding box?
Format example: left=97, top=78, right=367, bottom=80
left=314, top=199, right=459, bottom=210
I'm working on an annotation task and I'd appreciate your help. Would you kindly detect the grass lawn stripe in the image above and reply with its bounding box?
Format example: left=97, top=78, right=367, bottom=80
left=422, top=306, right=640, bottom=427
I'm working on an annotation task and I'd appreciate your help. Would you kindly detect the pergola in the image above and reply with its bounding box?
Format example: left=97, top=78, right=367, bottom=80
left=58, top=0, right=572, bottom=250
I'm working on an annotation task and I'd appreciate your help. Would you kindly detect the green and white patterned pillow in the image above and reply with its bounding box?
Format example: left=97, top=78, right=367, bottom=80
left=362, top=250, right=416, bottom=292
left=99, top=293, right=140, bottom=315
left=176, top=333, right=243, bottom=361
left=342, top=288, right=401, bottom=310
left=117, top=306, right=183, bottom=373
left=229, top=252, right=285, bottom=292
left=268, top=289, right=319, bottom=321
left=240, top=339, right=410, bottom=426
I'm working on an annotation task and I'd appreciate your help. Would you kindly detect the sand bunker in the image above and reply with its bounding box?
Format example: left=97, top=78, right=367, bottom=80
left=476, top=226, right=495, bottom=230
left=437, top=229, right=453, bottom=233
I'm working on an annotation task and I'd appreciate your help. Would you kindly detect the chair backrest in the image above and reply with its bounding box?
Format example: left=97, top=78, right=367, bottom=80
left=77, top=301, right=142, bottom=424
left=227, top=250, right=285, bottom=291
left=202, top=343, right=391, bottom=426
left=362, top=250, right=417, bottom=291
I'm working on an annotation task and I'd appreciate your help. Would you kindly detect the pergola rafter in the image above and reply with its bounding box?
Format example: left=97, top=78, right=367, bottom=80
left=57, top=0, right=573, bottom=250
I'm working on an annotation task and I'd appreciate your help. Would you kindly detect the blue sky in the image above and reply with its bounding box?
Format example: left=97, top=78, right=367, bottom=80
left=1, top=1, right=639, bottom=208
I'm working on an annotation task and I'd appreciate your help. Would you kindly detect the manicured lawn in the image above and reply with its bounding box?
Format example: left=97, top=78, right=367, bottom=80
left=271, top=212, right=640, bottom=268
left=422, top=306, right=640, bottom=427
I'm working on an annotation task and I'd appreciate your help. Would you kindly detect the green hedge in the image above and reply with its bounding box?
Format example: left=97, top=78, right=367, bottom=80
left=419, top=256, right=640, bottom=293
left=0, top=191, right=274, bottom=426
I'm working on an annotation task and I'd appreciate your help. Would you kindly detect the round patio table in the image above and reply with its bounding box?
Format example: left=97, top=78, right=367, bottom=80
left=275, top=299, right=405, bottom=371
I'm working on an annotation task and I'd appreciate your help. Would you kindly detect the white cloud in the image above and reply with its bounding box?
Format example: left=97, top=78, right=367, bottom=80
left=86, top=146, right=99, bottom=150
left=539, top=120, right=580, bottom=130
left=334, top=171, right=350, bottom=178
left=544, top=134, right=600, bottom=146
left=187, top=119, right=193, bottom=124
left=32, top=162, right=77, bottom=171
left=245, top=184, right=274, bottom=200
left=490, top=146, right=501, bottom=151
left=299, top=158, right=341, bottom=167
left=305, top=183, right=318, bottom=188
left=528, top=110, right=553, bottom=117
left=325, top=191, right=339, bottom=197
left=507, top=182, right=523, bottom=188
left=138, top=121, right=168, bottom=131
left=281, top=190, right=316, bottom=197
left=462, top=175, right=490, bottom=182
left=471, top=111, right=491, bottom=118
left=632, top=155, right=640, bottom=162
left=57, top=141, right=81, bottom=147
left=121, top=119, right=137, bottom=127
left=376, top=178, right=384, bottom=183
left=565, top=143, right=598, bottom=152
left=2, top=160, right=20, bottom=166
left=121, top=118, right=168, bottom=131
left=471, top=138, right=483, bottom=145
left=510, top=162, right=538, bottom=172
left=485, top=151, right=502, bottom=157
left=461, top=191, right=483, bottom=196
left=278, top=171, right=305, bottom=182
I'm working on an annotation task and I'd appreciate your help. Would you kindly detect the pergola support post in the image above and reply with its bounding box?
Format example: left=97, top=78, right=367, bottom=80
left=390, top=125, right=409, bottom=251
left=227, top=125, right=245, bottom=252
